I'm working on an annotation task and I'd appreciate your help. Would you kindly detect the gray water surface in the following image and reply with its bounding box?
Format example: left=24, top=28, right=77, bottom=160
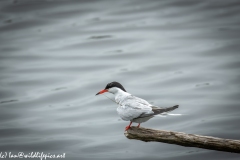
left=0, top=0, right=240, bottom=159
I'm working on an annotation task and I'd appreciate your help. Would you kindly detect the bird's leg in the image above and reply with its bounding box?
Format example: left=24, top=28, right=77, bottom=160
left=125, top=121, right=132, bottom=131
left=137, top=123, right=140, bottom=128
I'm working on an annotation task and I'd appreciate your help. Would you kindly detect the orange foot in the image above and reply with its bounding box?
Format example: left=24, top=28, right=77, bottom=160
left=125, top=121, right=132, bottom=131
left=125, top=125, right=131, bottom=131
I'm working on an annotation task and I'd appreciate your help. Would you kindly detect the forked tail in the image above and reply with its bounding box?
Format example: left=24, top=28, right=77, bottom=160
left=152, top=105, right=179, bottom=115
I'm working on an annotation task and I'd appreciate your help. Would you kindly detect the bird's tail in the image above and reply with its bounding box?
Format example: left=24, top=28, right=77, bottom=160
left=151, top=105, right=179, bottom=115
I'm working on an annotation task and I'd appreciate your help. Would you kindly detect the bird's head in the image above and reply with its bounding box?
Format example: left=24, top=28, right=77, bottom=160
left=95, top=81, right=127, bottom=95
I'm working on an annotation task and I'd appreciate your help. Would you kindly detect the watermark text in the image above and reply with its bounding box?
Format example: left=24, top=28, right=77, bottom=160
left=0, top=152, right=65, bottom=160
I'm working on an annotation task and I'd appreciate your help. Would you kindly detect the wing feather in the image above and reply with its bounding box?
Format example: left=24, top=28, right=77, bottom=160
left=117, top=95, right=153, bottom=121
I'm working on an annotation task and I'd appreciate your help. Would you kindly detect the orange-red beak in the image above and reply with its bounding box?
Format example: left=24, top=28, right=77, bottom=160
left=96, top=89, right=108, bottom=95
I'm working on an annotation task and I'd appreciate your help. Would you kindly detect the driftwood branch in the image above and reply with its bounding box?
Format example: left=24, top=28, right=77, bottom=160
left=124, top=127, right=240, bottom=153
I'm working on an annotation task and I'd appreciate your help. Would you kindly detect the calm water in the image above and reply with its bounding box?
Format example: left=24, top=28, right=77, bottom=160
left=0, top=0, right=240, bottom=159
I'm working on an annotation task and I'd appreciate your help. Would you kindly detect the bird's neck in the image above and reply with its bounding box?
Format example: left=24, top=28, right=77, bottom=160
left=114, top=89, right=130, bottom=104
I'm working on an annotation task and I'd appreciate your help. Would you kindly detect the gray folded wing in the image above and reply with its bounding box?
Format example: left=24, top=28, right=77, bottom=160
left=117, top=94, right=179, bottom=121
left=116, top=95, right=153, bottom=121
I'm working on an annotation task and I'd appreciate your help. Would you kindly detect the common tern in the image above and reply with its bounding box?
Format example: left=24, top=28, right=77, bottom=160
left=96, top=82, right=179, bottom=131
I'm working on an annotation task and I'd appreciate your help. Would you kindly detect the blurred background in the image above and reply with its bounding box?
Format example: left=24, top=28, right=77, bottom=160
left=0, top=0, right=240, bottom=159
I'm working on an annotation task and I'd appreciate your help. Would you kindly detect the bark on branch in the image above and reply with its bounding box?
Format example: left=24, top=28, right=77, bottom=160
left=124, top=127, right=240, bottom=153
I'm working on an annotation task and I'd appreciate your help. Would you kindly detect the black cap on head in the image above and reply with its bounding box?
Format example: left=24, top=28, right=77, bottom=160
left=105, top=82, right=127, bottom=92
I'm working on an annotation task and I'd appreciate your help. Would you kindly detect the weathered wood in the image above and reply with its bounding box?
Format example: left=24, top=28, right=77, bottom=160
left=124, top=127, right=240, bottom=153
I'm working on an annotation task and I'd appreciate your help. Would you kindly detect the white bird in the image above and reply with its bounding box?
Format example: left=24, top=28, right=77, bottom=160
left=96, top=82, right=179, bottom=131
